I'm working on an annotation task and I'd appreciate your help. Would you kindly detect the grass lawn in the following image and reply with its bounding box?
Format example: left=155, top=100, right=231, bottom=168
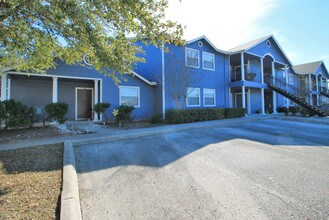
left=0, top=144, right=63, bottom=220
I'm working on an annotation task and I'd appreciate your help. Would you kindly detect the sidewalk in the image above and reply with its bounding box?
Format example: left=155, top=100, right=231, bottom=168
left=1, top=114, right=328, bottom=151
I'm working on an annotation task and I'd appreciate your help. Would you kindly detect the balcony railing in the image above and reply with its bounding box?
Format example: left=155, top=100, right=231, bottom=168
left=230, top=68, right=258, bottom=82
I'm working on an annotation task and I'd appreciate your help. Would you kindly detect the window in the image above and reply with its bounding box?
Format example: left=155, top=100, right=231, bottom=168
left=288, top=73, right=294, bottom=84
left=202, top=52, right=215, bottom=71
left=185, top=48, right=199, bottom=68
left=119, top=86, right=140, bottom=107
left=203, top=89, right=216, bottom=106
left=186, top=87, right=200, bottom=106
left=266, top=40, right=271, bottom=47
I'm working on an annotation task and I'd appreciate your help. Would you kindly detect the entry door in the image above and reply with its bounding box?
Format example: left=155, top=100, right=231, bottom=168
left=76, top=88, right=93, bottom=120
left=235, top=93, right=248, bottom=109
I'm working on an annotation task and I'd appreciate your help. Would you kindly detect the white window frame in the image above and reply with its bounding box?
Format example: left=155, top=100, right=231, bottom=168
left=203, top=88, right=216, bottom=107
left=288, top=73, right=294, bottom=85
left=202, top=52, right=215, bottom=71
left=186, top=87, right=200, bottom=107
left=185, top=48, right=200, bottom=68
left=119, top=86, right=140, bottom=108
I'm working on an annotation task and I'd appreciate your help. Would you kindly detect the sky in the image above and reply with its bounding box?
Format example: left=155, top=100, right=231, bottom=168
left=166, top=0, right=329, bottom=67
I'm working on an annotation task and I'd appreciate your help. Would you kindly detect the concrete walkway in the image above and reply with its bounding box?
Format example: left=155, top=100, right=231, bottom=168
left=1, top=114, right=328, bottom=151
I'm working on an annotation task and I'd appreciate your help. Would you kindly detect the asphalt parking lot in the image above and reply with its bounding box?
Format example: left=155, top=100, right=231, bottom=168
left=75, top=119, right=329, bottom=219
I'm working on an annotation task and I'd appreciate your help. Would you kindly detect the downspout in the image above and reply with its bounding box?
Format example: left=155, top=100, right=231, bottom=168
left=161, top=45, right=166, bottom=119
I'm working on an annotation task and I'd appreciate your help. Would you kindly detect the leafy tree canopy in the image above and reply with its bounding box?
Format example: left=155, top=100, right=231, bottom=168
left=0, top=0, right=184, bottom=83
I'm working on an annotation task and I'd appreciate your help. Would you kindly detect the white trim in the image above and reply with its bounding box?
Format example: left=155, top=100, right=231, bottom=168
left=263, top=53, right=276, bottom=62
left=52, top=77, right=58, bottom=103
left=7, top=71, right=102, bottom=81
left=247, top=88, right=251, bottom=114
left=202, top=52, right=215, bottom=71
left=245, top=52, right=262, bottom=58
left=162, top=45, right=165, bottom=119
left=234, top=91, right=249, bottom=109
left=129, top=70, right=157, bottom=86
left=94, top=80, right=99, bottom=121
left=75, top=87, right=94, bottom=120
left=119, top=86, right=141, bottom=108
left=186, top=87, right=200, bottom=107
left=203, top=88, right=216, bottom=107
left=1, top=73, right=8, bottom=101
left=185, top=47, right=200, bottom=68
left=7, top=77, right=11, bottom=100
left=99, top=79, right=103, bottom=121
left=187, top=35, right=228, bottom=55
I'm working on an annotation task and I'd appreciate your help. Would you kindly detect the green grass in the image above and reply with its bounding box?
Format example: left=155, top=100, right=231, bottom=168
left=0, top=144, right=63, bottom=220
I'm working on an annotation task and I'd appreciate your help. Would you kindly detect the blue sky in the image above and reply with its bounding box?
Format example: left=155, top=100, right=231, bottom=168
left=166, top=0, right=329, bottom=67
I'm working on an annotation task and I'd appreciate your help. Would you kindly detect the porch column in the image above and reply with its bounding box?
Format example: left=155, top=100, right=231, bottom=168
left=284, top=66, right=289, bottom=108
left=272, top=61, right=277, bottom=113
left=94, top=79, right=99, bottom=121
left=260, top=58, right=264, bottom=84
left=242, top=86, right=246, bottom=109
left=52, top=77, right=58, bottom=103
left=228, top=87, right=232, bottom=108
left=1, top=73, right=8, bottom=101
left=308, top=74, right=313, bottom=105
left=241, top=52, right=245, bottom=81
left=316, top=76, right=319, bottom=105
left=247, top=88, right=251, bottom=114
left=261, top=88, right=265, bottom=114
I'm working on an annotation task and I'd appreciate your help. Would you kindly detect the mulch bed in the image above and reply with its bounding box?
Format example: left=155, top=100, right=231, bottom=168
left=0, top=144, right=63, bottom=219
left=0, top=126, right=80, bottom=145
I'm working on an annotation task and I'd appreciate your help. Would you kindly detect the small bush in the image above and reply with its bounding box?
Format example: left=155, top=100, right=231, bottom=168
left=150, top=113, right=163, bottom=124
left=224, top=108, right=246, bottom=119
left=94, top=102, right=111, bottom=123
left=277, top=107, right=286, bottom=113
left=283, top=107, right=289, bottom=116
left=289, top=106, right=301, bottom=116
left=301, top=108, right=309, bottom=117
left=113, top=105, right=135, bottom=122
left=45, top=102, right=68, bottom=124
left=166, top=108, right=225, bottom=124
left=0, top=100, right=34, bottom=129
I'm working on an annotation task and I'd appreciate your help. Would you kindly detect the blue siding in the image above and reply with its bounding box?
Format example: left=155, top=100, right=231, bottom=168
left=164, top=39, right=229, bottom=110
left=248, top=38, right=290, bottom=65
left=47, top=60, right=155, bottom=120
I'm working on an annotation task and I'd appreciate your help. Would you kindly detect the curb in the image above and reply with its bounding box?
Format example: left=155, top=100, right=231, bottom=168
left=71, top=116, right=272, bottom=147
left=61, top=141, right=82, bottom=220
left=273, top=116, right=329, bottom=125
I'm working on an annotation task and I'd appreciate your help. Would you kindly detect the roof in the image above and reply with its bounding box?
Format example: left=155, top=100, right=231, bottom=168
left=129, top=70, right=157, bottom=86
left=187, top=35, right=229, bottom=55
left=229, top=35, right=272, bottom=53
left=228, top=35, right=293, bottom=66
left=292, top=61, right=323, bottom=75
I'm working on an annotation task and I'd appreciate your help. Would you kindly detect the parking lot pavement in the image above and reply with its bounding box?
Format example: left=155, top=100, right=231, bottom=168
left=75, top=119, right=329, bottom=220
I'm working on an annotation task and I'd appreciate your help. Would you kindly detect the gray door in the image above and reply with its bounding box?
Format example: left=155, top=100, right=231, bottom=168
left=77, top=88, right=93, bottom=120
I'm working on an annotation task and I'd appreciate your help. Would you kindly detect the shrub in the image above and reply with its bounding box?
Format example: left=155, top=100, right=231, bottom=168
left=166, top=108, right=225, bottom=124
left=283, top=107, right=289, bottom=116
left=277, top=107, right=286, bottom=113
left=45, top=102, right=68, bottom=124
left=150, top=113, right=163, bottom=124
left=94, top=102, right=111, bottom=123
left=0, top=100, right=34, bottom=129
left=289, top=106, right=301, bottom=116
left=224, top=108, right=246, bottom=119
left=113, top=105, right=135, bottom=122
left=301, top=108, right=309, bottom=117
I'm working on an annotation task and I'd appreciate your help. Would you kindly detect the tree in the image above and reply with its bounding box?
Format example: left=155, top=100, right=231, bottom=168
left=166, top=49, right=202, bottom=109
left=0, top=0, right=184, bottom=84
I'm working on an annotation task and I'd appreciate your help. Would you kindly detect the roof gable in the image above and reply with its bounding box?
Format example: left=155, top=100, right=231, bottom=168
left=229, top=35, right=292, bottom=66
left=187, top=35, right=228, bottom=55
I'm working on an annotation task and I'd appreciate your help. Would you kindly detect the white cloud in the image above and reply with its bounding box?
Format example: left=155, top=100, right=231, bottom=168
left=166, top=0, right=277, bottom=49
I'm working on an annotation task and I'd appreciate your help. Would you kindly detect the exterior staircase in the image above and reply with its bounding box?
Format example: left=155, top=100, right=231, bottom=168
left=265, top=75, right=327, bottom=117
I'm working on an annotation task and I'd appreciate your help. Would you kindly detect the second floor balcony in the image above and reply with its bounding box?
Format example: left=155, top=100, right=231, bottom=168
left=230, top=68, right=258, bottom=82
